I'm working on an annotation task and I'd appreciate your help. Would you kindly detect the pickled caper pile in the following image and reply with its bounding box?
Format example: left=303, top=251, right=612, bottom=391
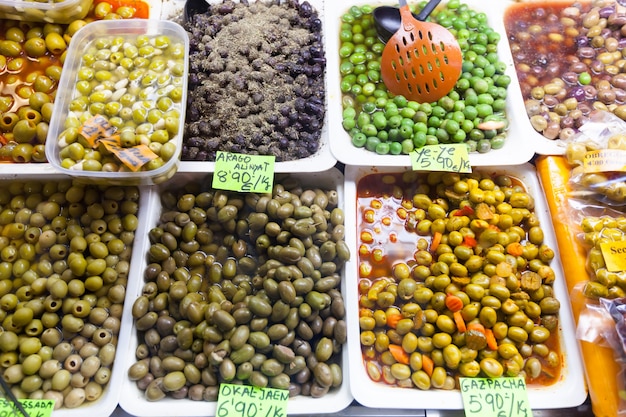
left=129, top=176, right=349, bottom=401
left=357, top=171, right=561, bottom=390
left=0, top=179, right=140, bottom=409
left=581, top=215, right=626, bottom=299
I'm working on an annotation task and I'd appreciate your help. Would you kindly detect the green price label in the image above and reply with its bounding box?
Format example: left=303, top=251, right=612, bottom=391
left=410, top=144, right=472, bottom=173
left=213, top=151, right=275, bottom=193
left=216, top=383, right=289, bottom=417
left=0, top=398, right=55, bottom=417
left=460, top=377, right=532, bottom=417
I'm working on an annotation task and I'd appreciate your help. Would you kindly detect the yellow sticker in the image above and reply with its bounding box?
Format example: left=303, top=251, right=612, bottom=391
left=79, top=114, right=116, bottom=148
left=0, top=398, right=55, bottom=417
left=600, top=240, right=626, bottom=272
left=79, top=115, right=158, bottom=171
left=460, top=377, right=531, bottom=417
left=215, top=383, right=288, bottom=417
left=101, top=141, right=158, bottom=172
left=583, top=149, right=626, bottom=173
left=411, top=144, right=471, bottom=173
left=213, top=151, right=275, bottom=193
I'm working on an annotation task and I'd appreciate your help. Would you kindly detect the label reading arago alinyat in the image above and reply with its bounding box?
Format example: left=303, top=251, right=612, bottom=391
left=215, top=383, right=288, bottom=417
left=411, top=144, right=472, bottom=173
left=213, top=151, right=275, bottom=193
left=460, top=377, right=532, bottom=417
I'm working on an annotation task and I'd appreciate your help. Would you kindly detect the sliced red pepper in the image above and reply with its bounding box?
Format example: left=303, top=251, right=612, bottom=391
left=453, top=205, right=474, bottom=217
left=462, top=235, right=477, bottom=248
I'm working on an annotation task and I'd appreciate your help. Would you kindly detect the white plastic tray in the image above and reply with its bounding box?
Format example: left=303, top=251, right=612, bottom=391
left=176, top=0, right=336, bottom=174
left=343, top=163, right=587, bottom=410
left=0, top=174, right=152, bottom=417
left=325, top=0, right=536, bottom=166
left=119, top=168, right=353, bottom=417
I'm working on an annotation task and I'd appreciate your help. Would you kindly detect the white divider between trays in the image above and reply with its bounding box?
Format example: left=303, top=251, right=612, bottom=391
left=343, top=164, right=586, bottom=410
left=119, top=169, right=353, bottom=417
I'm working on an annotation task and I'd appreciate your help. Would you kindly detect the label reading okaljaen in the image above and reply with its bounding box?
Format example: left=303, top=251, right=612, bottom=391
left=215, top=383, right=289, bottom=417
left=460, top=377, right=532, bottom=417
left=410, top=144, right=472, bottom=173
left=0, top=398, right=54, bottom=417
left=213, top=151, right=275, bottom=193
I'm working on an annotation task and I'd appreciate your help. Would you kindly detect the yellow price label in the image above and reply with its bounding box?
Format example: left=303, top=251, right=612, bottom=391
left=410, top=144, right=471, bottom=173
left=213, top=151, right=275, bottom=193
left=583, top=149, right=626, bottom=173
left=215, top=383, right=288, bottom=417
left=0, top=398, right=55, bottom=417
left=600, top=240, right=626, bottom=272
left=460, top=377, right=532, bottom=417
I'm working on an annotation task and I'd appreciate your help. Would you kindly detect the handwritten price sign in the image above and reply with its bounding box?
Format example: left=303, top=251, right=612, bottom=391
left=460, top=377, right=532, bottom=417
left=213, top=151, right=275, bottom=193
left=0, top=398, right=54, bottom=417
left=410, top=144, right=472, bottom=173
left=216, top=384, right=289, bottom=417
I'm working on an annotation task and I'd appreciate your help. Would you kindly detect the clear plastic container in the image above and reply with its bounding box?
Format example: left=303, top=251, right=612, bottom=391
left=45, top=19, right=189, bottom=185
left=0, top=0, right=92, bottom=23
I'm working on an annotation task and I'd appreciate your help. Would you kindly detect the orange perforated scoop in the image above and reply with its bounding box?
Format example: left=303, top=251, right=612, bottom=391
left=381, top=0, right=463, bottom=103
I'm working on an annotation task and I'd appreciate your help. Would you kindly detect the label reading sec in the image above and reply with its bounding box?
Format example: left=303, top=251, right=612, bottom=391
left=600, top=240, right=626, bottom=272
left=460, top=377, right=532, bottom=417
left=411, top=144, right=471, bottom=173
left=0, top=398, right=54, bottom=417
left=583, top=149, right=626, bottom=173
left=215, top=383, right=288, bottom=417
left=213, top=151, right=275, bottom=193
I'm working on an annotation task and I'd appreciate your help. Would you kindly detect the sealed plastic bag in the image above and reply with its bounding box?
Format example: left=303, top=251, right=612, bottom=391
left=564, top=110, right=626, bottom=206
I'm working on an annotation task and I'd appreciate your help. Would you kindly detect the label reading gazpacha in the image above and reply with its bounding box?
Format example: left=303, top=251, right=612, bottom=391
left=582, top=149, right=626, bottom=173
left=600, top=240, right=626, bottom=272
left=460, top=377, right=532, bottom=417
left=79, top=115, right=158, bottom=172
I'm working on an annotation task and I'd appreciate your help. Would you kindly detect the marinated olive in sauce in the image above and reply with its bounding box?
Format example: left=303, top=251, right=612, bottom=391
left=505, top=1, right=626, bottom=141
left=356, top=171, right=561, bottom=389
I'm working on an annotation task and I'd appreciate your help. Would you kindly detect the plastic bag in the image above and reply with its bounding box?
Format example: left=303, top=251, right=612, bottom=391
left=599, top=298, right=626, bottom=409
left=563, top=110, right=626, bottom=206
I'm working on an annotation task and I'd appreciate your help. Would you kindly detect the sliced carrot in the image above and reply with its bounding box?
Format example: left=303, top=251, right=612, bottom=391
left=422, top=354, right=434, bottom=377
left=506, top=242, right=524, bottom=257
left=388, top=344, right=409, bottom=365
left=453, top=310, right=466, bottom=333
left=485, top=328, right=498, bottom=351
left=466, top=321, right=485, bottom=334
left=386, top=313, right=402, bottom=329
left=430, top=231, right=442, bottom=253
left=445, top=294, right=464, bottom=313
